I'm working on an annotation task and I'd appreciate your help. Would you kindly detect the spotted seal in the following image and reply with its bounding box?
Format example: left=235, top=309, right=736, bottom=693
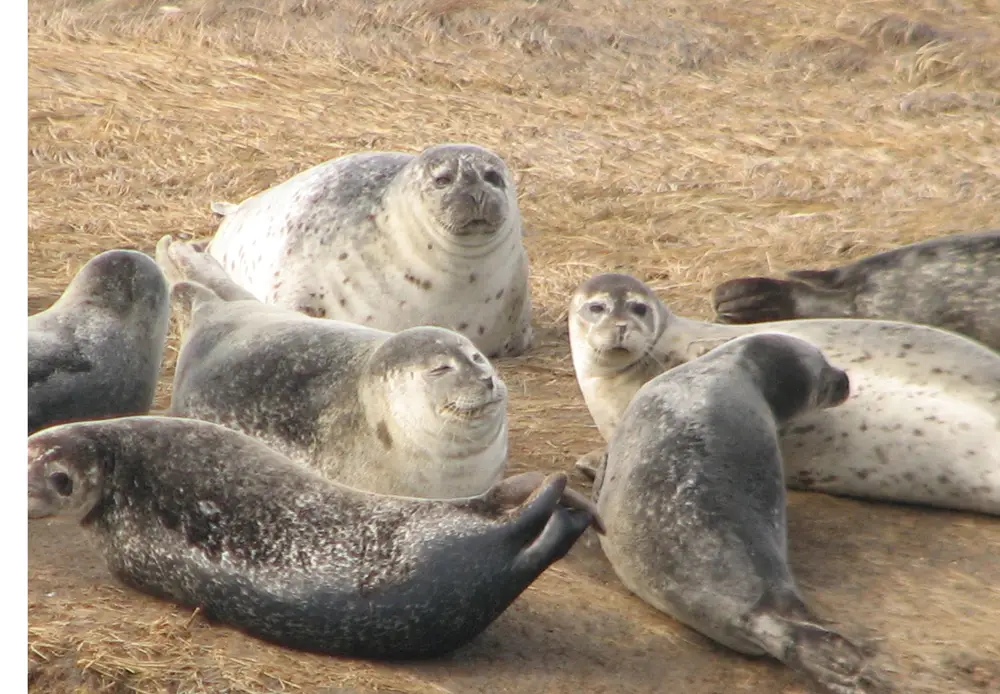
left=158, top=236, right=509, bottom=499
left=569, top=273, right=1000, bottom=514
left=712, top=230, right=1000, bottom=351
left=28, top=249, right=170, bottom=434
left=190, top=143, right=532, bottom=357
left=593, top=333, right=887, bottom=694
left=27, top=415, right=600, bottom=658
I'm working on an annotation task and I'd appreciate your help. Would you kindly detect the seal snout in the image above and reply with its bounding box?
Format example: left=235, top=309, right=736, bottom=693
left=825, top=369, right=851, bottom=408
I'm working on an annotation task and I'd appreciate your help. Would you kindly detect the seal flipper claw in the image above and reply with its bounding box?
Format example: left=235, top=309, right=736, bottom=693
left=484, top=471, right=605, bottom=533
left=514, top=507, right=593, bottom=574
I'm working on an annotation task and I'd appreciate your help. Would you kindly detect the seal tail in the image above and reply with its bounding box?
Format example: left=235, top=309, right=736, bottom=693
left=745, top=592, right=891, bottom=694
left=210, top=201, right=240, bottom=217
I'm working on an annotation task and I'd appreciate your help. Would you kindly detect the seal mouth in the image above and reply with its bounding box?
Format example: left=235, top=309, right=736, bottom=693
left=456, top=219, right=497, bottom=236
left=441, top=397, right=504, bottom=419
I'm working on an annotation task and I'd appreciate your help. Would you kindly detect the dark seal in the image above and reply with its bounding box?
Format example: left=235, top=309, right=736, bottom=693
left=27, top=416, right=600, bottom=659
left=593, top=333, right=889, bottom=694
left=28, top=250, right=170, bottom=434
left=712, top=230, right=1000, bottom=351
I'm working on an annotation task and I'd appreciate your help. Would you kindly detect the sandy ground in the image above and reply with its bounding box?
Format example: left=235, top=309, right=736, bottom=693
left=28, top=0, right=1000, bottom=692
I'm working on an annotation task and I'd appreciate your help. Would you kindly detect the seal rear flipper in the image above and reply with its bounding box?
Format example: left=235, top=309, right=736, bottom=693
left=744, top=594, right=890, bottom=694
left=712, top=277, right=804, bottom=323
left=488, top=471, right=605, bottom=533
left=155, top=234, right=258, bottom=303
left=512, top=506, right=593, bottom=574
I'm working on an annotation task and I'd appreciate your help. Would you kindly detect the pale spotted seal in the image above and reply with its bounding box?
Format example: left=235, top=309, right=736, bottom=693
left=194, top=143, right=532, bottom=357
left=712, top=230, right=1000, bottom=351
left=569, top=273, right=1000, bottom=514
left=28, top=249, right=170, bottom=434
left=593, top=333, right=887, bottom=694
left=27, top=416, right=600, bottom=658
left=158, top=235, right=509, bottom=499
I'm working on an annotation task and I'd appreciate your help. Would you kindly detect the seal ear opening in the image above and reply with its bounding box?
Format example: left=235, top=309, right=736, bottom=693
left=49, top=470, right=74, bottom=497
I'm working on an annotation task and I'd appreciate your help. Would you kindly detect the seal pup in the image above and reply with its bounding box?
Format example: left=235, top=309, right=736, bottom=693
left=712, top=230, right=1000, bottom=351
left=594, top=333, right=887, bottom=694
left=28, top=249, right=170, bottom=434
left=158, top=236, right=509, bottom=499
left=192, top=143, right=532, bottom=357
left=27, top=416, right=600, bottom=659
left=569, top=273, right=1000, bottom=514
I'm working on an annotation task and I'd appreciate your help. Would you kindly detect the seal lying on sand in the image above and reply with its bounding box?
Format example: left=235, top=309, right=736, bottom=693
left=27, top=416, right=600, bottom=659
left=569, top=273, right=1000, bottom=515
left=159, top=235, right=509, bottom=499
left=594, top=333, right=887, bottom=694
left=28, top=250, right=170, bottom=434
left=712, top=230, right=1000, bottom=351
left=193, top=143, right=533, bottom=357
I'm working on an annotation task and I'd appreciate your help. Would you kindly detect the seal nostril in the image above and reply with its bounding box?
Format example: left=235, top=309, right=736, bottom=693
left=482, top=376, right=494, bottom=391
left=50, top=471, right=73, bottom=497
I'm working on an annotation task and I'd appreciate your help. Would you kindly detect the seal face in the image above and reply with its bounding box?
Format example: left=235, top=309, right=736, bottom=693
left=203, top=143, right=533, bottom=357
left=712, top=230, right=1000, bottom=351
left=167, top=279, right=509, bottom=499
left=595, top=334, right=885, bottom=694
left=27, top=416, right=597, bottom=659
left=28, top=250, right=171, bottom=434
left=569, top=272, right=1000, bottom=515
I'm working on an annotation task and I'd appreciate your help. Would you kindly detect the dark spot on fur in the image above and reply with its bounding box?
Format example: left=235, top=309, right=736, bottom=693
left=856, top=469, right=871, bottom=480
left=904, top=472, right=915, bottom=481
left=339, top=298, right=347, bottom=307
left=338, top=252, right=348, bottom=261
left=821, top=475, right=839, bottom=483
left=478, top=325, right=486, bottom=335
left=495, top=289, right=504, bottom=299
left=931, top=367, right=943, bottom=374
left=913, top=428, right=924, bottom=436
left=902, top=343, right=913, bottom=350
left=469, top=273, right=477, bottom=283
left=426, top=243, right=433, bottom=250
left=422, top=280, right=432, bottom=290
left=791, top=424, right=816, bottom=435
left=366, top=315, right=374, bottom=323
left=458, top=322, right=468, bottom=330
left=299, top=305, right=327, bottom=318
left=860, top=422, right=868, bottom=432
left=399, top=300, right=407, bottom=308
left=404, top=272, right=432, bottom=291
left=937, top=474, right=950, bottom=485
left=376, top=421, right=393, bottom=449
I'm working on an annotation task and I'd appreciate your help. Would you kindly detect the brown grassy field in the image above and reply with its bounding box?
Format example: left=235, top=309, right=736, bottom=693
left=27, top=0, right=1000, bottom=692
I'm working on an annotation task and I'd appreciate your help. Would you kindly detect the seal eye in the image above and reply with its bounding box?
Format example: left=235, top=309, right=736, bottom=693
left=429, top=364, right=454, bottom=376
left=49, top=471, right=73, bottom=497
left=587, top=303, right=606, bottom=315
left=483, top=170, right=504, bottom=188
left=433, top=173, right=454, bottom=188
left=630, top=303, right=648, bottom=318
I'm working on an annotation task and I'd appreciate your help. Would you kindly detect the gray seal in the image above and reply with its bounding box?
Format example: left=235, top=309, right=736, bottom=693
left=27, top=415, right=600, bottom=659
left=569, top=273, right=1000, bottom=514
left=28, top=249, right=170, bottom=434
left=197, top=143, right=533, bottom=357
left=712, top=230, right=1000, bottom=351
left=158, top=235, right=510, bottom=499
left=594, top=333, right=888, bottom=694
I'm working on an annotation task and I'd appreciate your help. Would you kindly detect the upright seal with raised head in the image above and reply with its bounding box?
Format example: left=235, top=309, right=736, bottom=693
left=568, top=272, right=1000, bottom=514
left=27, top=416, right=600, bottom=659
left=594, top=333, right=887, bottom=694
left=712, top=230, right=1000, bottom=351
left=158, top=236, right=510, bottom=500
left=28, top=249, right=170, bottom=434
left=193, top=143, right=533, bottom=357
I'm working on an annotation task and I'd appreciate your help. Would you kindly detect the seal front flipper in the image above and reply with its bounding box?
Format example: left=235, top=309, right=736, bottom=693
left=744, top=591, right=891, bottom=694
left=713, top=275, right=851, bottom=324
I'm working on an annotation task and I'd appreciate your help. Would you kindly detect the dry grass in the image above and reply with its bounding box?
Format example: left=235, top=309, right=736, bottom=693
left=27, top=0, right=1000, bottom=692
